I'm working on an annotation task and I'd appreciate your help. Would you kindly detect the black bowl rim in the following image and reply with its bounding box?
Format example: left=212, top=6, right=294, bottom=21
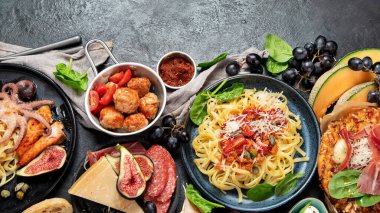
left=180, top=73, right=321, bottom=212
left=0, top=63, right=77, bottom=212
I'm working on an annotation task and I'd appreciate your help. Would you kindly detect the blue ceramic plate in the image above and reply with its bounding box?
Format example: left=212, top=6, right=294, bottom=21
left=181, top=74, right=321, bottom=212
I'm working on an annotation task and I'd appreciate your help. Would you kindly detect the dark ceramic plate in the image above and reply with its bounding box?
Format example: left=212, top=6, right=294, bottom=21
left=0, top=63, right=77, bottom=213
left=72, top=138, right=181, bottom=213
left=181, top=74, right=321, bottom=212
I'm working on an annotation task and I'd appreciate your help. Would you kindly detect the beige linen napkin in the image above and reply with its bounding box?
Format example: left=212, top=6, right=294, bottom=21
left=0, top=41, right=112, bottom=128
left=165, top=47, right=268, bottom=123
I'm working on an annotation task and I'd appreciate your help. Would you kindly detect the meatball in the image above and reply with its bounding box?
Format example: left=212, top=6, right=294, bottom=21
left=138, top=92, right=159, bottom=120
left=99, top=106, right=124, bottom=129
left=127, top=77, right=151, bottom=98
left=123, top=113, right=148, bottom=132
left=113, top=87, right=139, bottom=114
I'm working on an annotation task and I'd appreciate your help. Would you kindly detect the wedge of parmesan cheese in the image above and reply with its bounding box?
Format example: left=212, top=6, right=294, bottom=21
left=68, top=157, right=143, bottom=213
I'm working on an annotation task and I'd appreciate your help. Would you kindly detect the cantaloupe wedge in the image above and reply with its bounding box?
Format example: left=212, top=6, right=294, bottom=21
left=337, top=82, right=378, bottom=104
left=310, top=66, right=375, bottom=120
left=309, top=49, right=380, bottom=121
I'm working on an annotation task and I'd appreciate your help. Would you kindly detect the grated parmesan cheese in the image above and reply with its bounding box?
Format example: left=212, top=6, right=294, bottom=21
left=350, top=138, right=372, bottom=170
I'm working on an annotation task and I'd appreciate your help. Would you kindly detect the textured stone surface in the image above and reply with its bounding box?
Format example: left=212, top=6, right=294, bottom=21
left=1, top=0, right=380, bottom=212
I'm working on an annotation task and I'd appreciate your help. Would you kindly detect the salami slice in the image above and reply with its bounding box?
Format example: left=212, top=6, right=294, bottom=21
left=144, top=145, right=169, bottom=198
left=156, top=151, right=176, bottom=203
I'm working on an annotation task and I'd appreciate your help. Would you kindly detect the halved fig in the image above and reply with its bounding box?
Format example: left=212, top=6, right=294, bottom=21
left=106, top=153, right=154, bottom=181
left=115, top=144, right=146, bottom=199
left=134, top=154, right=154, bottom=181
left=16, top=146, right=66, bottom=177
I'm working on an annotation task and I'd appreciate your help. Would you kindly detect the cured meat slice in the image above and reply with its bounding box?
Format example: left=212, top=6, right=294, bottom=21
left=156, top=153, right=176, bottom=203
left=144, top=145, right=169, bottom=198
left=358, top=126, right=380, bottom=195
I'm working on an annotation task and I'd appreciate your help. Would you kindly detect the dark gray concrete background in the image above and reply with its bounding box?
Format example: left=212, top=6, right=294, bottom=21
left=1, top=0, right=380, bottom=212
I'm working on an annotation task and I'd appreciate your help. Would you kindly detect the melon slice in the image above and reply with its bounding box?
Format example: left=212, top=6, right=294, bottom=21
left=309, top=48, right=380, bottom=106
left=310, top=66, right=375, bottom=120
left=337, top=82, right=378, bottom=104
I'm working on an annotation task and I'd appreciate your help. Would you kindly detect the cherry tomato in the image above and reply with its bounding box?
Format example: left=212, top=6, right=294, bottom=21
left=109, top=71, right=124, bottom=84
left=117, top=69, right=132, bottom=87
left=95, top=83, right=107, bottom=97
left=222, top=136, right=248, bottom=155
left=89, top=90, right=100, bottom=112
left=99, top=83, right=117, bottom=106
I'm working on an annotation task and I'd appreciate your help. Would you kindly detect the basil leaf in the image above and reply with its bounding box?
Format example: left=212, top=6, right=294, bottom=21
left=53, top=58, right=88, bottom=92
left=186, top=184, right=224, bottom=213
left=266, top=57, right=288, bottom=74
left=247, top=183, right=275, bottom=202
left=356, top=195, right=380, bottom=207
left=328, top=170, right=364, bottom=199
left=265, top=34, right=293, bottom=63
left=190, top=91, right=210, bottom=125
left=299, top=201, right=312, bottom=213
left=215, top=83, right=244, bottom=103
left=198, top=52, right=228, bottom=69
left=275, top=173, right=304, bottom=196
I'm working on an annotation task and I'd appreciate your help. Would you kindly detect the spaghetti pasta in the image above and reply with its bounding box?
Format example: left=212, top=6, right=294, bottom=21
left=0, top=121, right=19, bottom=187
left=192, top=88, right=306, bottom=202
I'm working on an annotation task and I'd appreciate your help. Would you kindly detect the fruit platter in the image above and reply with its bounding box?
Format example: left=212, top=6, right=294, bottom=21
left=1, top=5, right=380, bottom=212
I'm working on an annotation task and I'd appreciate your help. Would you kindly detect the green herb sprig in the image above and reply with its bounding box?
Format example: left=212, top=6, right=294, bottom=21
left=53, top=58, right=88, bottom=92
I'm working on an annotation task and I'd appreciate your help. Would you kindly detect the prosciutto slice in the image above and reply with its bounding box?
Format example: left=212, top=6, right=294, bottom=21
left=86, top=142, right=146, bottom=166
left=358, top=125, right=380, bottom=195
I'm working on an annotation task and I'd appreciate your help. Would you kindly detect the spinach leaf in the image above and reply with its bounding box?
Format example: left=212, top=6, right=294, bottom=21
left=356, top=195, right=380, bottom=207
left=275, top=173, right=304, bottom=196
left=265, top=57, right=288, bottom=74
left=190, top=91, right=211, bottom=125
left=186, top=184, right=224, bottom=213
left=198, top=52, right=228, bottom=69
left=247, top=183, right=275, bottom=202
left=215, top=82, right=244, bottom=103
left=190, top=80, right=228, bottom=125
left=265, top=34, right=293, bottom=63
left=53, top=58, right=88, bottom=92
left=328, top=170, right=364, bottom=199
left=299, top=201, right=312, bottom=213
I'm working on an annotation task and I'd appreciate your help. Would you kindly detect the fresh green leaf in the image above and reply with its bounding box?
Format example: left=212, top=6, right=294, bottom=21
left=190, top=80, right=228, bottom=125
left=53, top=58, right=88, bottom=92
left=328, top=170, right=364, bottom=199
left=215, top=82, right=244, bottom=103
left=190, top=91, right=211, bottom=125
left=275, top=173, right=304, bottom=196
left=265, top=34, right=293, bottom=63
left=356, top=195, right=380, bottom=207
left=185, top=184, right=224, bottom=213
left=198, top=52, right=228, bottom=69
left=299, top=201, right=312, bottom=213
left=247, top=183, right=275, bottom=202
left=265, top=57, right=288, bottom=74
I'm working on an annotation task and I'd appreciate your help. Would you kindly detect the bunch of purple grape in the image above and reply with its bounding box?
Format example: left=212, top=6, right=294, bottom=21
left=282, top=35, right=338, bottom=89
left=348, top=57, right=380, bottom=104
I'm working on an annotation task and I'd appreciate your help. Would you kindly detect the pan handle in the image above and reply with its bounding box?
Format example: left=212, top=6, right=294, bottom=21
left=84, top=39, right=119, bottom=75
